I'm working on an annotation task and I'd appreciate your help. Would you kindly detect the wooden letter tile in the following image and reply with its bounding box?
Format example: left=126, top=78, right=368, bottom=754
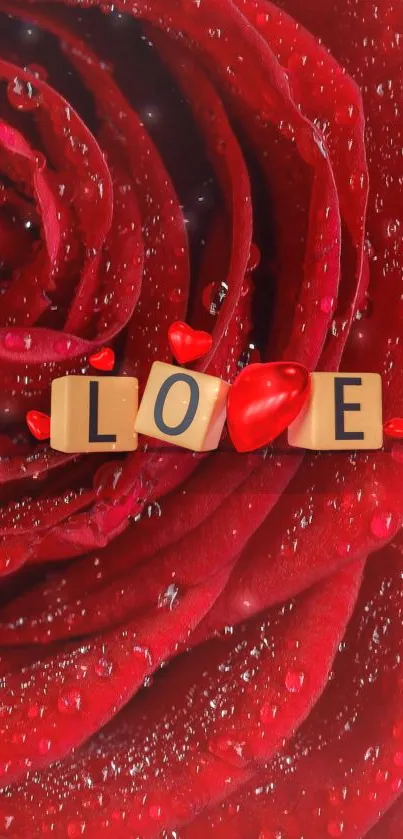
left=288, top=372, right=383, bottom=450
left=135, top=362, right=229, bottom=452
left=51, top=376, right=138, bottom=453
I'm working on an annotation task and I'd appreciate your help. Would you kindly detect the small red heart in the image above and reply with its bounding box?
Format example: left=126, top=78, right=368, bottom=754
left=26, top=410, right=51, bottom=441
left=89, top=347, right=115, bottom=372
left=168, top=321, right=213, bottom=364
left=384, top=418, right=403, bottom=439
left=227, top=362, right=311, bottom=453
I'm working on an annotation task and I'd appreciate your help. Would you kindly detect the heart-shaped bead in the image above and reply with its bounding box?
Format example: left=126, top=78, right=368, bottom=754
left=26, top=410, right=51, bottom=441
left=384, top=418, right=403, bottom=439
left=89, top=347, right=115, bottom=372
left=227, top=362, right=311, bottom=453
left=168, top=321, right=212, bottom=364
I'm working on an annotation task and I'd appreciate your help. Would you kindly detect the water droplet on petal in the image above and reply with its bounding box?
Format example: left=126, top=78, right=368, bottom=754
left=375, top=769, right=389, bottom=784
left=259, top=703, right=278, bottom=724
left=320, top=296, right=335, bottom=314
left=284, top=669, right=305, bottom=693
left=38, top=738, right=52, bottom=755
left=26, top=63, right=48, bottom=81
left=7, top=77, right=41, bottom=111
left=93, top=461, right=123, bottom=498
left=247, top=243, right=261, bottom=272
left=393, top=751, right=403, bottom=767
left=238, top=342, right=261, bottom=370
left=385, top=218, right=401, bottom=238
left=327, top=821, right=344, bottom=838
left=168, top=287, right=186, bottom=303
left=94, top=657, right=114, bottom=678
left=1, top=814, right=15, bottom=832
left=3, top=332, right=26, bottom=351
left=208, top=737, right=247, bottom=768
left=215, top=138, right=227, bottom=154
left=0, top=763, right=9, bottom=778
left=149, top=805, right=163, bottom=821
left=54, top=338, right=72, bottom=355
left=67, top=821, right=86, bottom=838
left=146, top=501, right=162, bottom=519
left=349, top=171, right=366, bottom=192
left=336, top=541, right=352, bottom=558
left=255, top=11, right=271, bottom=27
left=370, top=511, right=394, bottom=539
left=34, top=152, right=46, bottom=172
left=203, top=281, right=228, bottom=316
left=57, top=689, right=82, bottom=715
left=158, top=583, right=180, bottom=611
left=334, top=103, right=357, bottom=124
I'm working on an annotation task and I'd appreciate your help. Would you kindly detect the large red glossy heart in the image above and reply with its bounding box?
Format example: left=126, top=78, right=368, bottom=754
left=227, top=362, right=311, bottom=453
left=168, top=321, right=213, bottom=364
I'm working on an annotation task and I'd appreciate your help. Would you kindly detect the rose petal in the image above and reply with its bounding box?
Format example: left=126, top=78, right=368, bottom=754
left=0, top=563, right=232, bottom=784
left=0, top=561, right=362, bottom=833
left=183, top=542, right=403, bottom=838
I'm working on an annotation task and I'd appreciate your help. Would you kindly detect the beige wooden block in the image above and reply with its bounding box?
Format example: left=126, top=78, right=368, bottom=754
left=135, top=361, right=229, bottom=452
left=51, top=376, right=138, bottom=453
left=288, top=372, right=383, bottom=451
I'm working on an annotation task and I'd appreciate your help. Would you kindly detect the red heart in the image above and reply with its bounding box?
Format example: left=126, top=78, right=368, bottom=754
left=227, top=362, right=311, bottom=453
left=89, top=347, right=115, bottom=372
left=26, top=410, right=51, bottom=441
left=384, top=418, right=403, bottom=439
left=168, top=321, right=213, bottom=364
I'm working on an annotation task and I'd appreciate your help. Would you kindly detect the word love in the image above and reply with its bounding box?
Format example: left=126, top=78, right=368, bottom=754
left=48, top=362, right=384, bottom=454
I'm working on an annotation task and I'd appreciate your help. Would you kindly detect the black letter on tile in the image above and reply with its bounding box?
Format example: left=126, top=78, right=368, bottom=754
left=154, top=373, right=199, bottom=436
left=334, top=377, right=364, bottom=441
left=89, top=381, right=117, bottom=443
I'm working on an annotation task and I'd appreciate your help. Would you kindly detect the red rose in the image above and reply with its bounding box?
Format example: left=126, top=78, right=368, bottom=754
left=0, top=0, right=402, bottom=836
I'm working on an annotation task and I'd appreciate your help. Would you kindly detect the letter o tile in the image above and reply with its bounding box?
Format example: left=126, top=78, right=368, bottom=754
left=135, top=362, right=229, bottom=452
